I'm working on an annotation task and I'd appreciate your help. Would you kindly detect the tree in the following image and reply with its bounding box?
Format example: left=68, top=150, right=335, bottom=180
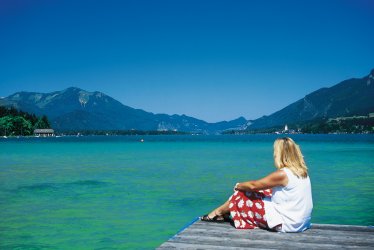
left=0, top=116, right=14, bottom=136
left=12, top=116, right=32, bottom=136
left=42, top=115, right=51, bottom=128
left=0, top=107, right=52, bottom=136
left=34, top=118, right=45, bottom=129
left=33, top=115, right=51, bottom=129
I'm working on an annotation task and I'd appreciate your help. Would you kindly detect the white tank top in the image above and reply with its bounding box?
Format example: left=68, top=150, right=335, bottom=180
left=263, top=167, right=313, bottom=232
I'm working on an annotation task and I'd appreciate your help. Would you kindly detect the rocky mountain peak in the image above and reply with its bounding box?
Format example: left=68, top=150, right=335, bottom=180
left=63, top=87, right=82, bottom=92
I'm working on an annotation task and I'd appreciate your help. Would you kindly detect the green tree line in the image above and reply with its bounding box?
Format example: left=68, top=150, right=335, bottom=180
left=224, top=115, right=374, bottom=134
left=0, top=106, right=51, bottom=136
left=301, top=117, right=374, bottom=134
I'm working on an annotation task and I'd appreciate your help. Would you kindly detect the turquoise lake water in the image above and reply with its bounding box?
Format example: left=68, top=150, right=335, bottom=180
left=1, top=134, right=373, bottom=249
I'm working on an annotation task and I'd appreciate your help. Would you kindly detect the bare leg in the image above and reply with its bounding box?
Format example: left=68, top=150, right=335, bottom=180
left=207, top=199, right=230, bottom=218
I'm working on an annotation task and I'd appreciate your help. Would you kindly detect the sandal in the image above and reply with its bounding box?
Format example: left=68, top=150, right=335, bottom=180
left=223, top=213, right=232, bottom=222
left=200, top=214, right=225, bottom=223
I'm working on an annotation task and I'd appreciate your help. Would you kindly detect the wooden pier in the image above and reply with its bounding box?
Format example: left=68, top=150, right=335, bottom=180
left=158, top=219, right=374, bottom=249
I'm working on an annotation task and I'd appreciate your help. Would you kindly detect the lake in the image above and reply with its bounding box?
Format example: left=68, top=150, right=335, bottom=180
left=0, top=134, right=373, bottom=249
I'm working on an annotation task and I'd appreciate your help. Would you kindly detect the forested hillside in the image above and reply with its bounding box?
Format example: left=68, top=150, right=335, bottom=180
left=0, top=106, right=51, bottom=136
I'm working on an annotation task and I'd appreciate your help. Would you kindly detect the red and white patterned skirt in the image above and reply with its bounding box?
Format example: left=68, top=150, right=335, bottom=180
left=229, top=189, right=272, bottom=229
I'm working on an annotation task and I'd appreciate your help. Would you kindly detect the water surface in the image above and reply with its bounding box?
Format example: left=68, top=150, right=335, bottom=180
left=1, top=134, right=373, bottom=249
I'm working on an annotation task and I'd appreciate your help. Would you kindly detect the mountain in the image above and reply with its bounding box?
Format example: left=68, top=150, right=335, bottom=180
left=2, top=69, right=373, bottom=133
left=248, top=69, right=374, bottom=129
left=0, top=87, right=246, bottom=133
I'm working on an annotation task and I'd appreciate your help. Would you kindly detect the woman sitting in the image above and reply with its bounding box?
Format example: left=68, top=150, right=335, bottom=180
left=201, top=137, right=313, bottom=232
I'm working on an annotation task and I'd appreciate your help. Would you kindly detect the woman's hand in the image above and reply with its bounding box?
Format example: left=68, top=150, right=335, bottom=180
left=234, top=182, right=240, bottom=191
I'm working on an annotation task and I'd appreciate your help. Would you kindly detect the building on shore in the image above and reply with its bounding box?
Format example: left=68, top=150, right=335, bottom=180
left=284, top=124, right=288, bottom=132
left=34, top=129, right=55, bottom=137
left=275, top=124, right=300, bottom=134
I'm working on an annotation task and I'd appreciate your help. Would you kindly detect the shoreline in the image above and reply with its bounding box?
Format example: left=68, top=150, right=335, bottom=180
left=1, top=132, right=374, bottom=139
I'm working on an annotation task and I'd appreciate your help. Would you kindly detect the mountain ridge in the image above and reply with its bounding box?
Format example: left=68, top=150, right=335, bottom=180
left=248, top=69, right=374, bottom=129
left=0, top=87, right=246, bottom=133
left=1, top=69, right=373, bottom=133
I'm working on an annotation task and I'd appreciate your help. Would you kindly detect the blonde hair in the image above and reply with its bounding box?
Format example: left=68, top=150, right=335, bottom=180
left=273, top=137, right=308, bottom=178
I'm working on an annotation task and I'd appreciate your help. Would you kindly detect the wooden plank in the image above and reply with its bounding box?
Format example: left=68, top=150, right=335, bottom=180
left=168, top=234, right=367, bottom=249
left=159, top=241, right=263, bottom=250
left=158, top=220, right=374, bottom=249
left=192, top=220, right=374, bottom=235
left=159, top=241, right=276, bottom=250
left=186, top=223, right=374, bottom=238
left=189, top=221, right=374, bottom=239
left=312, top=223, right=374, bottom=232
left=179, top=227, right=374, bottom=245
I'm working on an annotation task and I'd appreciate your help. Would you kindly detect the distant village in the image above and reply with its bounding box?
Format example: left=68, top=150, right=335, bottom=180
left=274, top=125, right=301, bottom=135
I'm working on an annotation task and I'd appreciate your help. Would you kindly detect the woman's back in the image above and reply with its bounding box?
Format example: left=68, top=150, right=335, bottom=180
left=267, top=167, right=313, bottom=232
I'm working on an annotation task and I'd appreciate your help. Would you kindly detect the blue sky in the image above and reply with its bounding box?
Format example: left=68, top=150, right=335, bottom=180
left=1, top=0, right=373, bottom=122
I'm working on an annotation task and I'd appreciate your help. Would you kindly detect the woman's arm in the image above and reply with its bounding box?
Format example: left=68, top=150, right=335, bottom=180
left=235, top=170, right=288, bottom=192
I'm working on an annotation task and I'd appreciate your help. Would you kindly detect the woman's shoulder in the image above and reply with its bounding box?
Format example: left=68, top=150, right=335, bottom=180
left=279, top=167, right=292, bottom=176
left=282, top=167, right=309, bottom=179
left=279, top=167, right=302, bottom=189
